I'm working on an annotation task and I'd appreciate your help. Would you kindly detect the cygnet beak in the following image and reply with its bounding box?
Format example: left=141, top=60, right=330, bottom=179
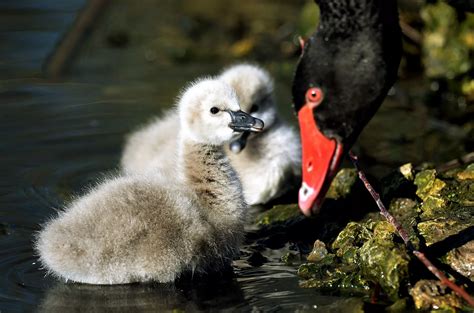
left=228, top=110, right=264, bottom=133
left=229, top=131, right=251, bottom=154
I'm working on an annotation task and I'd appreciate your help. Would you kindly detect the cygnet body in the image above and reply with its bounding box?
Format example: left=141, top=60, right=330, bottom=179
left=36, top=79, right=263, bottom=284
left=121, top=64, right=301, bottom=205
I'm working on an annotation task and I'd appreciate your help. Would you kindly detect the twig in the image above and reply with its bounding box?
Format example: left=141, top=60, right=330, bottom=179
left=399, top=18, right=422, bottom=45
left=349, top=151, right=474, bottom=308
left=45, top=0, right=109, bottom=79
left=436, top=152, right=474, bottom=173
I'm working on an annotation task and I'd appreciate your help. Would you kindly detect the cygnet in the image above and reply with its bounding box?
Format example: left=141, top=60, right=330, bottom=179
left=36, top=78, right=264, bottom=284
left=121, top=64, right=301, bottom=205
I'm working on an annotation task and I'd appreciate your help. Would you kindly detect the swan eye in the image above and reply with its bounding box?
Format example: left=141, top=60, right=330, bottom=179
left=305, top=87, right=324, bottom=106
left=250, top=104, right=259, bottom=113
left=210, top=107, right=219, bottom=114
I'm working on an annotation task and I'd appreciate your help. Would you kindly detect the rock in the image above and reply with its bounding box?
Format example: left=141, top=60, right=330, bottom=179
left=281, top=252, right=299, bottom=266
left=306, top=240, right=328, bottom=263
left=414, top=169, right=446, bottom=202
left=409, top=280, right=463, bottom=311
left=457, top=164, right=474, bottom=180
left=357, top=222, right=410, bottom=301
left=256, top=204, right=301, bottom=226
left=399, top=163, right=414, bottom=181
left=299, top=220, right=409, bottom=300
left=326, top=168, right=358, bottom=200
left=445, top=241, right=474, bottom=281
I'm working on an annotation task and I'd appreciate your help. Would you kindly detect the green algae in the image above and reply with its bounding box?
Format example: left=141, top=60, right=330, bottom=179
left=409, top=280, right=463, bottom=312
left=256, top=204, right=301, bottom=226
left=414, top=169, right=446, bottom=202
left=326, top=168, right=358, bottom=200
left=421, top=1, right=473, bottom=80
left=414, top=168, right=474, bottom=246
left=299, top=221, right=408, bottom=300
left=281, top=251, right=299, bottom=266
left=297, top=163, right=474, bottom=310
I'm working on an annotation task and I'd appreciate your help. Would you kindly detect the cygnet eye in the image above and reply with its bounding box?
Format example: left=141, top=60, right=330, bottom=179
left=250, top=104, right=259, bottom=113
left=210, top=107, right=219, bottom=114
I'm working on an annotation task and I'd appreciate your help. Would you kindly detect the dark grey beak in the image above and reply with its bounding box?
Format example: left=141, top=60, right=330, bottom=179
left=229, top=131, right=251, bottom=154
left=228, top=110, right=264, bottom=133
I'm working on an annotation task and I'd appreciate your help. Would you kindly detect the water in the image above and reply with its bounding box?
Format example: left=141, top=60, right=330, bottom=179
left=0, top=80, right=342, bottom=312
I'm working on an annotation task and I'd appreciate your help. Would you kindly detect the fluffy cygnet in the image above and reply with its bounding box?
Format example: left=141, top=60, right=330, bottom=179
left=220, top=64, right=301, bottom=204
left=36, top=79, right=263, bottom=284
left=121, top=64, right=301, bottom=205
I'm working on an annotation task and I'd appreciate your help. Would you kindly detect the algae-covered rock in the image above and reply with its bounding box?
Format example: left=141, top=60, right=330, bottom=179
left=256, top=204, right=301, bottom=226
left=281, top=251, right=299, bottom=266
left=306, top=240, right=328, bottom=263
left=414, top=168, right=474, bottom=247
left=388, top=198, right=418, bottom=234
left=414, top=169, right=446, bottom=202
left=457, top=163, right=474, bottom=180
left=326, top=168, right=358, bottom=200
left=331, top=221, right=375, bottom=265
left=409, top=279, right=463, bottom=311
left=300, top=221, right=409, bottom=300
left=357, top=222, right=410, bottom=301
left=445, top=241, right=474, bottom=281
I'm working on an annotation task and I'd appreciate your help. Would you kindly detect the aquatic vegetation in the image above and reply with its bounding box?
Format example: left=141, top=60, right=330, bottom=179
left=256, top=204, right=301, bottom=227
left=421, top=1, right=473, bottom=80
left=410, top=280, right=464, bottom=311
left=296, top=163, right=474, bottom=310
left=326, top=168, right=358, bottom=200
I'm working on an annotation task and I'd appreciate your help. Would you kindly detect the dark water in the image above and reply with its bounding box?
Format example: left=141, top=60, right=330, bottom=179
left=0, top=80, right=348, bottom=312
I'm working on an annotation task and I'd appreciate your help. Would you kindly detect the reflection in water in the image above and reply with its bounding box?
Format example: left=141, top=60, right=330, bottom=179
left=39, top=279, right=247, bottom=312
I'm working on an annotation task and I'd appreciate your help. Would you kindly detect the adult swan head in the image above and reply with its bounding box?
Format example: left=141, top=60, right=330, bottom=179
left=292, top=0, right=402, bottom=216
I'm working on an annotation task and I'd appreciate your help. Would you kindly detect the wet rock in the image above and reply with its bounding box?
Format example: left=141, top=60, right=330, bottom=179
left=386, top=198, right=420, bottom=249
left=414, top=169, right=446, bottom=202
left=306, top=240, right=328, bottom=263
left=357, top=222, right=410, bottom=301
left=326, top=168, right=358, bottom=200
left=457, top=163, right=474, bottom=180
left=256, top=204, right=301, bottom=227
left=299, top=221, right=408, bottom=300
left=414, top=168, right=474, bottom=247
left=281, top=251, right=299, bottom=266
left=297, top=163, right=474, bottom=305
left=247, top=251, right=268, bottom=267
left=445, top=241, right=474, bottom=281
left=409, top=279, right=463, bottom=311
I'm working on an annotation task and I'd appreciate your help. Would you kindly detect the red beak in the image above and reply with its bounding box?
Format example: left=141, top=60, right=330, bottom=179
left=297, top=102, right=344, bottom=216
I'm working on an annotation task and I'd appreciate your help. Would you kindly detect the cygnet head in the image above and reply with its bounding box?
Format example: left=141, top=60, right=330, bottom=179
left=219, top=64, right=277, bottom=128
left=178, top=78, right=264, bottom=145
